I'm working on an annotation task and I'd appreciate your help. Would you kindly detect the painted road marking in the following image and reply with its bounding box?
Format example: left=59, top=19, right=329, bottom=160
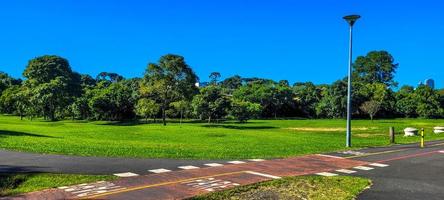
left=113, top=172, right=139, bottom=177
left=353, top=166, right=374, bottom=171
left=369, top=163, right=389, bottom=167
left=248, top=159, right=265, bottom=162
left=178, top=165, right=200, bottom=170
left=85, top=171, right=248, bottom=199
left=59, top=181, right=125, bottom=197
left=341, top=150, right=366, bottom=156
left=183, top=177, right=241, bottom=192
left=245, top=171, right=281, bottom=179
left=335, top=169, right=356, bottom=174
left=317, top=154, right=345, bottom=159
left=315, top=172, right=338, bottom=177
left=149, top=168, right=171, bottom=173
left=205, top=163, right=224, bottom=167
left=228, top=161, right=246, bottom=164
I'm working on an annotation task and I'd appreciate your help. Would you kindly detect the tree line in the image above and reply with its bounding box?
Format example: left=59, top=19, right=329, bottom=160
left=1, top=51, right=443, bottom=124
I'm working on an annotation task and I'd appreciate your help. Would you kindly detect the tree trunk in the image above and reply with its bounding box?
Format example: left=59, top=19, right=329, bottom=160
left=208, top=116, right=211, bottom=123
left=180, top=111, right=183, bottom=126
left=162, top=107, right=166, bottom=126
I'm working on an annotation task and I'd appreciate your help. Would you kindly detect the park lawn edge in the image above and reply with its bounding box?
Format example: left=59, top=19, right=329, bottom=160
left=189, top=175, right=372, bottom=200
left=0, top=173, right=117, bottom=197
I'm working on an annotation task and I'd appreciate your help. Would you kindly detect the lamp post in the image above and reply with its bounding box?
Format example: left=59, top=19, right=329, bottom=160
left=343, top=15, right=360, bottom=147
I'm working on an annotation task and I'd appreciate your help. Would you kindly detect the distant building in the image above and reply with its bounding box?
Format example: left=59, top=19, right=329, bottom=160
left=418, top=78, right=435, bottom=89
left=425, top=79, right=435, bottom=89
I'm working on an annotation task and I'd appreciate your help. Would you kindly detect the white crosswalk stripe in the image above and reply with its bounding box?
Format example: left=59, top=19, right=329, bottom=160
left=113, top=172, right=139, bottom=177
left=369, top=163, right=389, bottom=167
left=315, top=172, right=338, bottom=176
left=178, top=165, right=200, bottom=170
left=149, top=168, right=171, bottom=173
left=248, top=159, right=265, bottom=162
left=227, top=161, right=246, bottom=164
left=353, top=166, right=374, bottom=171
left=205, top=163, right=224, bottom=167
left=335, top=169, right=356, bottom=174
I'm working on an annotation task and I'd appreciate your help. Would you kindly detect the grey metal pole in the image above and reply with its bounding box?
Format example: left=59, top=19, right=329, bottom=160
left=343, top=14, right=360, bottom=148
left=346, top=24, right=353, bottom=147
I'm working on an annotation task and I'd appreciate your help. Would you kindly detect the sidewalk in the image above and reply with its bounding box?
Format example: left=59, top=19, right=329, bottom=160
left=5, top=154, right=369, bottom=200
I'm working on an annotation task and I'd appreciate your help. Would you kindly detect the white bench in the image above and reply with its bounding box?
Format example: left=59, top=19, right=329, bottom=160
left=434, top=127, right=444, bottom=134
left=404, top=127, right=418, bottom=136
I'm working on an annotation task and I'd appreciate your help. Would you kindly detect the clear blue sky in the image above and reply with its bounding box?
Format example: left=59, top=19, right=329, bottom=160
left=1, top=0, right=443, bottom=88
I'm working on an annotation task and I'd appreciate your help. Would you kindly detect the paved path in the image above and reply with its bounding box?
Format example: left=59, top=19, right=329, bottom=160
left=0, top=150, right=233, bottom=175
left=3, top=140, right=444, bottom=200
left=3, top=154, right=368, bottom=200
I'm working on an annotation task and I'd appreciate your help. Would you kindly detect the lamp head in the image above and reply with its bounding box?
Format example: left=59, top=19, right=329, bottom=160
left=343, top=15, right=361, bottom=26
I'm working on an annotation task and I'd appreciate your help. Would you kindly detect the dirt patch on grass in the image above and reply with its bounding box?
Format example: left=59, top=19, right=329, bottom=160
left=355, top=133, right=386, bottom=138
left=285, top=127, right=374, bottom=132
left=190, top=176, right=371, bottom=200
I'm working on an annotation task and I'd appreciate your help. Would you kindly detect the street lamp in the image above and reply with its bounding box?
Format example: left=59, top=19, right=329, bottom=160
left=343, top=14, right=360, bottom=147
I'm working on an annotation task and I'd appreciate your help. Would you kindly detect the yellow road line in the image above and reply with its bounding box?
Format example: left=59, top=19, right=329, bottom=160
left=345, top=142, right=444, bottom=159
left=84, top=171, right=248, bottom=199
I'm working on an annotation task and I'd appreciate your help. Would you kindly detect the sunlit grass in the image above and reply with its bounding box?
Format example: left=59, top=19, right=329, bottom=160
left=1, top=115, right=443, bottom=159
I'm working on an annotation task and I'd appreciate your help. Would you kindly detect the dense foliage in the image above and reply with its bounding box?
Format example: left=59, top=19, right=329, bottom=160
left=1, top=51, right=443, bottom=123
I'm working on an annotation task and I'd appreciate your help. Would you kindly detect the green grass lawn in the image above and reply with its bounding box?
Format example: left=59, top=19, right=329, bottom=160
left=1, top=115, right=444, bottom=159
left=0, top=173, right=116, bottom=197
left=190, top=176, right=371, bottom=200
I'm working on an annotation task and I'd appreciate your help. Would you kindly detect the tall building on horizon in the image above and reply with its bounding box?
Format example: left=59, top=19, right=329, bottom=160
left=418, top=79, right=435, bottom=89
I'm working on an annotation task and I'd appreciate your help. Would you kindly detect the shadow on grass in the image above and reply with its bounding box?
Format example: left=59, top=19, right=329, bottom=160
left=201, top=124, right=277, bottom=130
left=0, top=130, right=56, bottom=138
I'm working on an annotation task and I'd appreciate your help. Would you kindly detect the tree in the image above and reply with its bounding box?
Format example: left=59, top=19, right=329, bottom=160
left=170, top=100, right=189, bottom=125
left=192, top=85, right=231, bottom=123
left=230, top=100, right=262, bottom=123
left=221, top=75, right=242, bottom=91
left=141, top=54, right=198, bottom=125
left=0, top=72, right=21, bottom=95
left=89, top=80, right=137, bottom=121
left=293, top=82, right=321, bottom=118
left=315, top=80, right=347, bottom=118
left=209, top=72, right=221, bottom=84
left=233, top=80, right=295, bottom=118
left=395, top=86, right=417, bottom=118
left=135, top=98, right=160, bottom=122
left=414, top=85, right=441, bottom=118
left=22, top=55, right=81, bottom=120
left=353, top=51, right=399, bottom=87
left=96, top=72, right=124, bottom=83
left=360, top=100, right=381, bottom=121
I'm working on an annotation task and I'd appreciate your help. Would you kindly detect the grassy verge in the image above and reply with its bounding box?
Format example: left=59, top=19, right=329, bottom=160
left=0, top=173, right=116, bottom=197
left=1, top=115, right=444, bottom=159
left=190, top=176, right=371, bottom=200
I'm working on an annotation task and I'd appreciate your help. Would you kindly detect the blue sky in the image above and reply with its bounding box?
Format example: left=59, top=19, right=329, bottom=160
left=0, top=0, right=443, bottom=88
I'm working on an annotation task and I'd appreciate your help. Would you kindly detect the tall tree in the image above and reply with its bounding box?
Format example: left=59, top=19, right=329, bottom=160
left=221, top=75, right=242, bottom=91
left=135, top=98, right=160, bottom=123
left=141, top=54, right=198, bottom=125
left=192, top=85, right=230, bottom=123
left=23, top=55, right=80, bottom=120
left=293, top=82, right=321, bottom=118
left=209, top=72, right=221, bottom=84
left=353, top=51, right=399, bottom=87
left=360, top=100, right=381, bottom=121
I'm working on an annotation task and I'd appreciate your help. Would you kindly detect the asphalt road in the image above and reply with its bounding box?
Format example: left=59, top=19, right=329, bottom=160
left=327, top=140, right=444, bottom=200
left=3, top=140, right=444, bottom=200
left=0, top=150, right=230, bottom=175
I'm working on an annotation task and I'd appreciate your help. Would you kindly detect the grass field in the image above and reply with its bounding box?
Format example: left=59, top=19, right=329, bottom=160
left=1, top=115, right=444, bottom=159
left=0, top=173, right=116, bottom=197
left=190, top=176, right=371, bottom=200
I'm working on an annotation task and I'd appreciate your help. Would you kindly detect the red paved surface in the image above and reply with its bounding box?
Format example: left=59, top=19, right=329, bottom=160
left=3, top=154, right=368, bottom=200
